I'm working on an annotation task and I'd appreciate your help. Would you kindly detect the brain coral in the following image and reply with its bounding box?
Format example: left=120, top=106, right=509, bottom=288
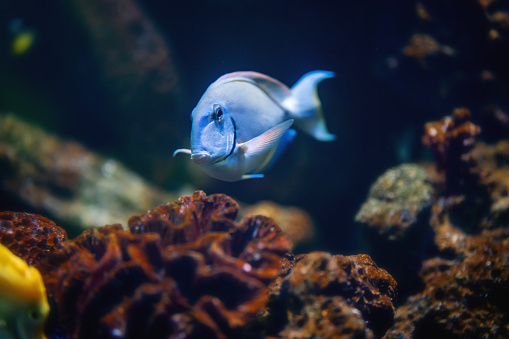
left=274, top=252, right=397, bottom=339
left=0, top=211, right=67, bottom=268
left=45, top=191, right=293, bottom=339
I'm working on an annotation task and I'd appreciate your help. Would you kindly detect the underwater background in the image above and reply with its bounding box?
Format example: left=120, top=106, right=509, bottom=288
left=1, top=0, right=509, bottom=338
left=4, top=0, right=505, bottom=252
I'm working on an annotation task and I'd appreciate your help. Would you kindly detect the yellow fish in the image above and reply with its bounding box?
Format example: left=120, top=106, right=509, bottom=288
left=0, top=244, right=49, bottom=339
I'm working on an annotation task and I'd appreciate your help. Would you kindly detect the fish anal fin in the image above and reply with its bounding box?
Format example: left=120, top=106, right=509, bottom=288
left=241, top=174, right=264, bottom=180
left=239, top=119, right=294, bottom=158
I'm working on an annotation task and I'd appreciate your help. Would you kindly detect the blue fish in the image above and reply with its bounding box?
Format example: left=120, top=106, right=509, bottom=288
left=174, top=70, right=335, bottom=182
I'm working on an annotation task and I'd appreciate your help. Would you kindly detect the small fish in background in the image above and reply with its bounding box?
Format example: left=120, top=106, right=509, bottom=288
left=0, top=244, right=49, bottom=339
left=174, top=70, right=336, bottom=181
left=8, top=18, right=36, bottom=56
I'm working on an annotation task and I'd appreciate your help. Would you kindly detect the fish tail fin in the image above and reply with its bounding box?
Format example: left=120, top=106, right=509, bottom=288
left=283, top=70, right=336, bottom=141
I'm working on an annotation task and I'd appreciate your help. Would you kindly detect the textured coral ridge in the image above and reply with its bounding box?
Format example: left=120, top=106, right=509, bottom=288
left=384, top=228, right=509, bottom=338
left=422, top=107, right=482, bottom=195
left=0, top=194, right=399, bottom=338
left=273, top=252, right=397, bottom=339
left=0, top=211, right=67, bottom=267
left=355, top=164, right=433, bottom=239
left=46, top=191, right=293, bottom=339
left=354, top=108, right=509, bottom=338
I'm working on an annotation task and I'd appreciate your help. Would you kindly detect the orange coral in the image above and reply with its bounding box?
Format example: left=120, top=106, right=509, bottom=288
left=402, top=34, right=454, bottom=65
left=0, top=192, right=400, bottom=338
left=279, top=252, right=397, bottom=338
left=43, top=191, right=292, bottom=339
left=385, top=228, right=509, bottom=338
left=422, top=108, right=482, bottom=194
left=0, top=211, right=67, bottom=268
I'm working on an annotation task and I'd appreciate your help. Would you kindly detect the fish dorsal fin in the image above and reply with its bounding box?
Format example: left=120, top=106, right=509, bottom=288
left=216, top=72, right=292, bottom=106
left=238, top=119, right=294, bottom=158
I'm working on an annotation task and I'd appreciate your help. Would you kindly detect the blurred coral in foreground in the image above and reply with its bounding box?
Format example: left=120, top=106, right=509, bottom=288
left=0, top=191, right=397, bottom=339
left=46, top=191, right=292, bottom=339
left=0, top=211, right=67, bottom=267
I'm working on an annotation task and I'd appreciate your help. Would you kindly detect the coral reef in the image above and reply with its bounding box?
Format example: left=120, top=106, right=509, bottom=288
left=422, top=108, right=483, bottom=195
left=43, top=191, right=293, bottom=339
left=281, top=295, right=371, bottom=339
left=472, top=141, right=509, bottom=228
left=355, top=163, right=433, bottom=240
left=359, top=108, right=509, bottom=337
left=422, top=108, right=496, bottom=234
left=477, top=0, right=509, bottom=40
left=0, top=113, right=178, bottom=230
left=384, top=228, right=509, bottom=339
left=0, top=192, right=400, bottom=339
left=276, top=252, right=398, bottom=339
left=0, top=211, right=67, bottom=268
left=402, top=34, right=454, bottom=62
left=242, top=201, right=315, bottom=247
left=355, top=163, right=434, bottom=296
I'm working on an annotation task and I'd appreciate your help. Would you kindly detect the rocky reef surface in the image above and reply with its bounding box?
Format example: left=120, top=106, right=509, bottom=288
left=0, top=113, right=178, bottom=231
left=0, top=191, right=397, bottom=339
left=274, top=252, right=397, bottom=339
left=356, top=108, right=509, bottom=338
left=385, top=227, right=509, bottom=338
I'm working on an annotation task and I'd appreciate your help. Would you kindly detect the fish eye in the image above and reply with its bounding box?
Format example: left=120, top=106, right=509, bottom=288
left=27, top=307, right=41, bottom=321
left=213, top=104, right=224, bottom=122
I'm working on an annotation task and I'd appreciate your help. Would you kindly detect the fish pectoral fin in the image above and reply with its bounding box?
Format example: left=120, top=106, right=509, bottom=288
left=238, top=119, right=294, bottom=158
left=241, top=174, right=264, bottom=180
left=173, top=149, right=192, bottom=157
left=264, top=128, right=297, bottom=171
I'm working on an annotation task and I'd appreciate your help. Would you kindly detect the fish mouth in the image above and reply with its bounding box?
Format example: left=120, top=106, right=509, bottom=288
left=191, top=151, right=211, bottom=165
left=191, top=117, right=237, bottom=166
